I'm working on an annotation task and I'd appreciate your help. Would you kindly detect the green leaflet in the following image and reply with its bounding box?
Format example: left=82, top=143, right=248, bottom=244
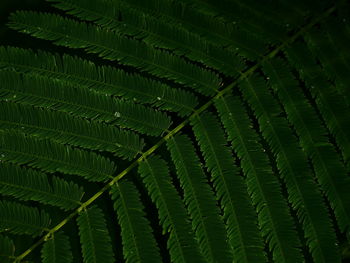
left=167, top=134, right=233, bottom=263
left=262, top=58, right=350, bottom=235
left=305, top=19, right=350, bottom=106
left=0, top=163, right=84, bottom=210
left=110, top=180, right=162, bottom=263
left=77, top=206, right=114, bottom=263
left=215, top=96, right=303, bottom=263
left=285, top=42, right=350, bottom=173
left=178, top=0, right=308, bottom=42
left=191, top=111, right=268, bottom=263
left=0, top=235, right=15, bottom=263
left=0, top=101, right=145, bottom=159
left=47, top=0, right=245, bottom=76
left=239, top=74, right=340, bottom=262
left=0, top=47, right=198, bottom=117
left=0, top=200, right=51, bottom=237
left=8, top=11, right=221, bottom=96
left=111, top=0, right=268, bottom=58
left=0, top=70, right=171, bottom=137
left=0, top=130, right=116, bottom=182
left=138, top=156, right=206, bottom=263
left=41, top=232, right=73, bottom=263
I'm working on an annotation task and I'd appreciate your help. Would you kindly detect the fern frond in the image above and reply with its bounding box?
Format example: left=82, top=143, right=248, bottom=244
left=167, top=134, right=233, bottom=263
left=77, top=205, right=114, bottom=263
left=239, top=74, right=341, bottom=262
left=8, top=11, right=221, bottom=96
left=108, top=100, right=171, bottom=136
left=0, top=71, right=171, bottom=137
left=184, top=0, right=318, bottom=42
left=0, top=101, right=145, bottom=159
left=0, top=130, right=116, bottom=182
left=284, top=42, right=350, bottom=171
left=190, top=112, right=268, bottom=263
left=110, top=180, right=162, bottom=263
left=0, top=235, right=14, bottom=263
left=0, top=200, right=51, bottom=237
left=46, top=0, right=245, bottom=76
left=138, top=155, right=206, bottom=263
left=180, top=0, right=285, bottom=43
left=215, top=95, right=303, bottom=263
left=322, top=17, right=350, bottom=60
left=0, top=163, right=83, bottom=210
left=263, top=58, right=350, bottom=235
left=111, top=0, right=267, bottom=60
left=41, top=231, right=73, bottom=263
left=0, top=47, right=198, bottom=117
left=305, top=21, right=350, bottom=106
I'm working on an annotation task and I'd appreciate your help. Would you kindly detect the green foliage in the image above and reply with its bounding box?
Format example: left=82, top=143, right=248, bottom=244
left=110, top=181, right=162, bottom=263
left=0, top=101, right=145, bottom=159
left=215, top=96, right=303, bottom=263
left=0, top=47, right=198, bottom=117
left=0, top=130, right=116, bottom=182
left=239, top=74, right=340, bottom=262
left=0, top=0, right=349, bottom=262
left=77, top=206, right=114, bottom=263
left=138, top=156, right=205, bottom=263
left=191, top=112, right=268, bottom=263
left=0, top=200, right=51, bottom=237
left=0, top=163, right=83, bottom=210
left=8, top=11, right=221, bottom=96
left=167, top=134, right=233, bottom=262
left=0, top=235, right=15, bottom=263
left=41, top=232, right=73, bottom=263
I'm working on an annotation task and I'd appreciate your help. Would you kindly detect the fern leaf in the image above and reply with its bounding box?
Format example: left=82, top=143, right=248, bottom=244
left=77, top=205, right=114, bottom=263
left=108, top=100, right=171, bottom=136
left=0, top=200, right=51, bottom=237
left=305, top=21, right=350, bottom=106
left=110, top=180, right=162, bottom=263
left=113, top=0, right=267, bottom=60
left=0, top=101, right=145, bottom=159
left=138, top=155, right=206, bottom=263
left=8, top=11, right=221, bottom=96
left=190, top=111, right=268, bottom=263
left=239, top=74, right=341, bottom=262
left=0, top=235, right=15, bottom=263
left=46, top=0, right=245, bottom=76
left=0, top=163, right=83, bottom=210
left=41, top=231, right=73, bottom=263
left=263, top=58, right=350, bottom=235
left=167, top=134, right=233, bottom=263
left=0, top=71, right=171, bottom=137
left=284, top=42, right=350, bottom=172
left=182, top=0, right=308, bottom=42
left=215, top=96, right=303, bottom=263
left=0, top=130, right=115, bottom=182
left=0, top=47, right=198, bottom=116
